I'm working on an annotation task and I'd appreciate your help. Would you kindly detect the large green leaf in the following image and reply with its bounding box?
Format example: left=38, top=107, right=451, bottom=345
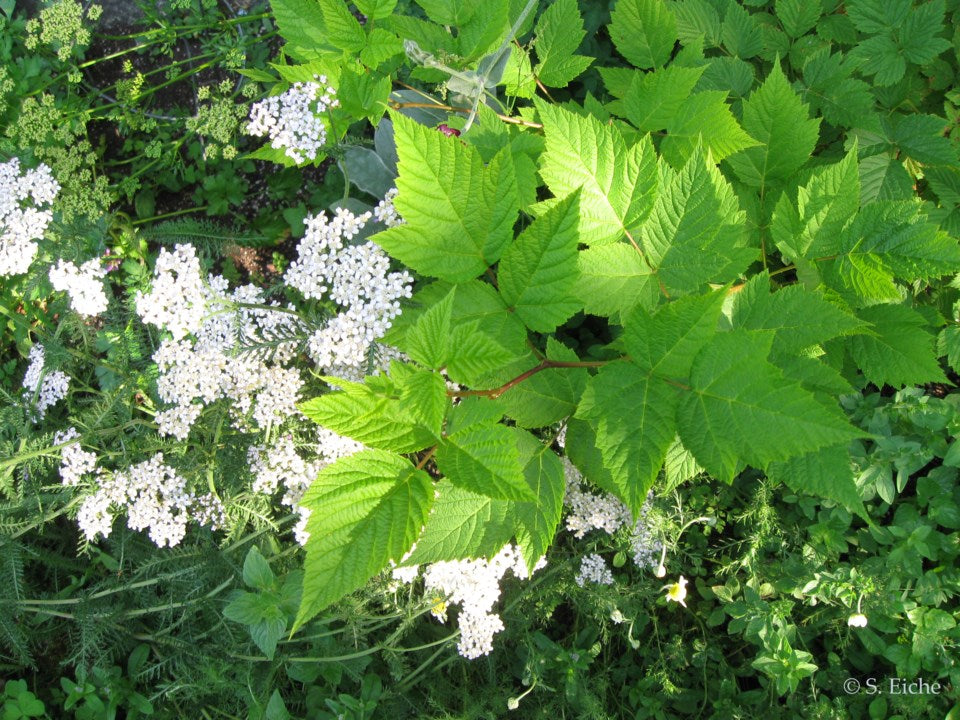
left=513, top=428, right=564, bottom=570
left=622, top=64, right=705, bottom=132
left=374, top=113, right=519, bottom=281
left=766, top=444, right=867, bottom=520
left=299, top=383, right=434, bottom=453
left=385, top=279, right=528, bottom=358
left=624, top=289, right=726, bottom=380
left=536, top=99, right=657, bottom=246
left=436, top=423, right=535, bottom=501
left=271, top=0, right=332, bottom=58
left=574, top=242, right=658, bottom=320
left=848, top=304, right=946, bottom=387
left=818, top=201, right=960, bottom=303
left=319, top=0, right=367, bottom=52
left=406, top=430, right=563, bottom=571
left=295, top=450, right=433, bottom=628
left=659, top=90, right=759, bottom=168
left=772, top=147, right=860, bottom=263
left=640, top=145, right=755, bottom=295
left=491, top=338, right=588, bottom=428
left=533, top=0, right=593, bottom=87
left=499, top=190, right=583, bottom=332
left=608, top=0, right=678, bottom=69
left=726, top=59, right=820, bottom=190
left=575, top=362, right=679, bottom=513
left=405, top=480, right=515, bottom=564
left=677, top=330, right=863, bottom=482
left=730, top=273, right=863, bottom=353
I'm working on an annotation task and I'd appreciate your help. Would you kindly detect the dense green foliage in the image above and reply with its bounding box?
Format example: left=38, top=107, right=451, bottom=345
left=2, top=0, right=960, bottom=717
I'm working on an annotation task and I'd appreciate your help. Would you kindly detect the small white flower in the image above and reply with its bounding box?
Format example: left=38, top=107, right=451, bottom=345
left=663, top=575, right=688, bottom=608
left=847, top=613, right=868, bottom=627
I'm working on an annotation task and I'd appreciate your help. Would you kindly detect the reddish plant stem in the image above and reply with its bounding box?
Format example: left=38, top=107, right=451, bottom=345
left=447, top=359, right=612, bottom=399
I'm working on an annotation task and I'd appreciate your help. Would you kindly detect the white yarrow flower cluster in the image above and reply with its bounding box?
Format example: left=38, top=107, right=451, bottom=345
left=397, top=545, right=547, bottom=659
left=562, top=458, right=632, bottom=538
left=0, top=157, right=59, bottom=276
left=246, top=76, right=339, bottom=164
left=575, top=553, right=614, bottom=587
left=54, top=427, right=98, bottom=486
left=136, top=244, right=206, bottom=340
left=76, top=453, right=224, bottom=547
left=629, top=491, right=663, bottom=571
left=285, top=206, right=412, bottom=376
left=49, top=258, right=109, bottom=317
left=21, top=344, right=69, bottom=421
left=373, top=187, right=403, bottom=228
left=140, top=250, right=309, bottom=439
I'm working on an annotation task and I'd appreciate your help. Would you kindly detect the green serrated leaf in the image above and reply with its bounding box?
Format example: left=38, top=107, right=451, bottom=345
left=513, top=429, right=564, bottom=570
left=726, top=58, right=820, bottom=189
left=319, top=0, right=366, bottom=52
left=436, top=423, right=534, bottom=501
left=660, top=90, right=759, bottom=167
left=575, top=363, right=678, bottom=513
left=446, top=322, right=517, bottom=387
left=609, top=0, right=678, bottom=69
left=891, top=115, right=956, bottom=167
left=899, top=0, right=951, bottom=66
left=354, top=0, right=398, bottom=20
left=819, top=201, right=960, bottom=302
left=537, top=100, right=658, bottom=246
left=800, top=49, right=873, bottom=128
left=775, top=0, right=821, bottom=37
left=499, top=190, right=583, bottom=332
left=271, top=0, right=332, bottom=59
left=859, top=153, right=914, bottom=205
left=296, top=450, right=433, bottom=628
left=299, top=384, right=434, bottom=453
left=405, top=481, right=513, bottom=564
left=624, top=289, right=726, bottom=379
left=938, top=325, right=960, bottom=373
left=730, top=273, right=863, bottom=353
left=398, top=369, right=448, bottom=436
left=374, top=113, right=519, bottom=281
left=677, top=330, right=863, bottom=482
left=721, top=2, right=763, bottom=59
left=848, top=304, right=946, bottom=387
left=534, top=0, right=593, bottom=87
left=360, top=28, right=404, bottom=68
left=641, top=145, right=755, bottom=295
left=623, top=64, right=705, bottom=132
left=492, top=338, right=588, bottom=428
left=575, top=242, right=658, bottom=320
left=242, top=546, right=275, bottom=591
left=404, top=289, right=455, bottom=369
left=772, top=147, right=860, bottom=262
left=848, top=35, right=906, bottom=87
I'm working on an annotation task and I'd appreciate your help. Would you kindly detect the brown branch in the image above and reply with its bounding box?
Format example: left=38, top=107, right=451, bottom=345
left=415, top=446, right=437, bottom=470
